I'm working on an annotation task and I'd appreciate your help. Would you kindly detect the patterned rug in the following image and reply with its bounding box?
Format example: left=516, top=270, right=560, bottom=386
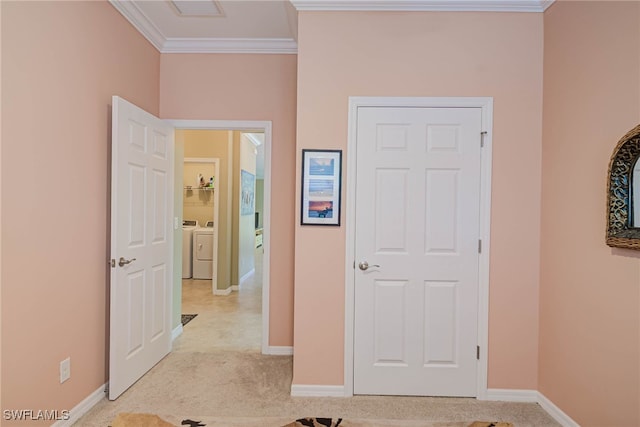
left=110, top=413, right=514, bottom=427
left=181, top=314, right=198, bottom=326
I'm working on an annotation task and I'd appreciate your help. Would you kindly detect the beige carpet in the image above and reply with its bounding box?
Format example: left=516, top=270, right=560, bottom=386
left=111, top=413, right=515, bottom=427
left=76, top=274, right=560, bottom=427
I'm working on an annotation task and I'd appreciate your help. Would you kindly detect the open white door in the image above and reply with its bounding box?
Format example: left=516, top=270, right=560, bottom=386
left=109, top=96, right=174, bottom=400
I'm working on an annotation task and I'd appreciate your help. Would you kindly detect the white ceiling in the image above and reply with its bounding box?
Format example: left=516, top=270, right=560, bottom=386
left=110, top=0, right=298, bottom=53
left=138, top=1, right=296, bottom=39
left=110, top=0, right=554, bottom=54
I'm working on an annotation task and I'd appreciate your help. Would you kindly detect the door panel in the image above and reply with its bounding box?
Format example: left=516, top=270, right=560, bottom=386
left=126, top=271, right=145, bottom=356
left=374, top=169, right=409, bottom=253
left=373, top=280, right=409, bottom=365
left=353, top=106, right=481, bottom=397
left=423, top=280, right=458, bottom=365
left=425, top=169, right=459, bottom=253
left=110, top=96, right=174, bottom=400
left=152, top=170, right=168, bottom=243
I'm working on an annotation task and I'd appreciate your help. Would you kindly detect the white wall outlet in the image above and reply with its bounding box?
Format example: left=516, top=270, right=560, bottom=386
left=60, top=357, right=71, bottom=383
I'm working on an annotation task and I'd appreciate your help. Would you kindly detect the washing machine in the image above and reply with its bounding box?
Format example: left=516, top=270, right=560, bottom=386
left=182, top=220, right=199, bottom=279
left=192, top=221, right=214, bottom=280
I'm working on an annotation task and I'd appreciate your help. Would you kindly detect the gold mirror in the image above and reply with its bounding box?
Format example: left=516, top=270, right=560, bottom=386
left=606, top=124, right=640, bottom=249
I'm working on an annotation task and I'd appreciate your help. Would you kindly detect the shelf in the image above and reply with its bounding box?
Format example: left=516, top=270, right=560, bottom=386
left=184, top=187, right=214, bottom=191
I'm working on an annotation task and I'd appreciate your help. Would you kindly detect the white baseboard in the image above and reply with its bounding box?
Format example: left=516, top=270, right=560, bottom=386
left=264, top=346, right=293, bottom=355
left=291, top=384, right=346, bottom=397
left=538, top=391, right=580, bottom=427
left=485, top=388, right=538, bottom=402
left=213, top=287, right=232, bottom=296
left=239, top=268, right=255, bottom=286
left=51, top=383, right=106, bottom=427
left=172, top=323, right=183, bottom=341
left=231, top=285, right=239, bottom=291
left=485, top=388, right=579, bottom=427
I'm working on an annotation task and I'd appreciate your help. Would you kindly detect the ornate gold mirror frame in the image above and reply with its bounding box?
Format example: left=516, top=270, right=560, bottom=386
left=606, top=124, right=640, bottom=249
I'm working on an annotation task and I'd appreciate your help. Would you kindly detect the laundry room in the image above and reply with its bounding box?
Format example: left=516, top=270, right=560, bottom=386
left=176, top=130, right=264, bottom=295
left=182, top=158, right=217, bottom=283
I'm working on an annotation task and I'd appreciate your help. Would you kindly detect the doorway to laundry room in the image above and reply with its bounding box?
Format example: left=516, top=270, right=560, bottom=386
left=174, top=126, right=268, bottom=354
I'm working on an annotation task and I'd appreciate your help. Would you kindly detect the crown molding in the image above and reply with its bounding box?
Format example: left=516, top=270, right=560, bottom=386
left=110, top=0, right=298, bottom=53
left=290, top=0, right=554, bottom=12
left=540, top=0, right=555, bottom=11
left=111, top=0, right=554, bottom=54
left=244, top=133, right=265, bottom=147
left=162, top=38, right=298, bottom=54
left=109, top=0, right=165, bottom=51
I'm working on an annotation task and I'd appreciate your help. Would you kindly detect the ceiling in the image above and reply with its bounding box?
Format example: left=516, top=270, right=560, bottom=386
left=110, top=0, right=554, bottom=54
left=110, top=0, right=299, bottom=53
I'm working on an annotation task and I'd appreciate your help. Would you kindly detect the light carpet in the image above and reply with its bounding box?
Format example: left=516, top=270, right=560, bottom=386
left=78, top=351, right=559, bottom=427
left=110, top=413, right=514, bottom=427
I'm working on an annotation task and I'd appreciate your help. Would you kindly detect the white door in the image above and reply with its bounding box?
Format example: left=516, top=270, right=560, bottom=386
left=109, top=96, right=174, bottom=400
left=353, top=106, right=482, bottom=397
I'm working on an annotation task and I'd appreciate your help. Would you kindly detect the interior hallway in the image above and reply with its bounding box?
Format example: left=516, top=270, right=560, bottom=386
left=176, top=250, right=263, bottom=354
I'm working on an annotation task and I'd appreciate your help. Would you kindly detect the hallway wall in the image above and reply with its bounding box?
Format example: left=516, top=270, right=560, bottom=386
left=1, top=0, right=160, bottom=419
left=231, top=133, right=258, bottom=286
left=294, top=11, right=543, bottom=389
left=160, top=54, right=297, bottom=347
left=540, top=2, right=640, bottom=425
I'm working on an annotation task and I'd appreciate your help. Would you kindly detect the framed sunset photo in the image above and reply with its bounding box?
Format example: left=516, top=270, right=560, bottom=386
left=301, top=149, right=342, bottom=226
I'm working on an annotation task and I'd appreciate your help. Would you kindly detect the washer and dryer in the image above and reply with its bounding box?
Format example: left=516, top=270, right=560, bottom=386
left=193, top=221, right=214, bottom=280
left=182, top=220, right=199, bottom=279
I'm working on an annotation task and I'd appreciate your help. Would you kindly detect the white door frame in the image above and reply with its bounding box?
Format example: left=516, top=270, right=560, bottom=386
left=344, top=97, right=493, bottom=398
left=168, top=120, right=272, bottom=355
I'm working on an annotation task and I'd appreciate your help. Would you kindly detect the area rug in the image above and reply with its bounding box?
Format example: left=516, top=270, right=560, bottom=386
left=181, top=314, right=198, bottom=326
left=110, top=413, right=514, bottom=427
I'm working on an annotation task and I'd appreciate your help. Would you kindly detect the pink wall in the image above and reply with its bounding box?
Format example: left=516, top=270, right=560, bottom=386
left=159, top=54, right=298, bottom=346
left=0, top=0, right=4, bottom=412
left=1, top=1, right=159, bottom=423
left=540, top=2, right=640, bottom=426
left=294, top=11, right=544, bottom=388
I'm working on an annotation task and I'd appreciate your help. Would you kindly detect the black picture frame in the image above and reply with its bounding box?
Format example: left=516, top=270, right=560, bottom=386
left=301, top=149, right=342, bottom=226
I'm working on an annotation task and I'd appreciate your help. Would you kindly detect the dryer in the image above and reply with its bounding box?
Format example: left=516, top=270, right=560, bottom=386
left=182, top=220, right=199, bottom=279
left=193, top=221, right=214, bottom=280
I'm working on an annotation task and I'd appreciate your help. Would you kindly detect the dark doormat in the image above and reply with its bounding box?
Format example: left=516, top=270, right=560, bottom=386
left=181, top=314, right=198, bottom=326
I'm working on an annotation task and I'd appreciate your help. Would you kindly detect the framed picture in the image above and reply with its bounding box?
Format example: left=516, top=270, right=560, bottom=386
left=301, top=149, right=342, bottom=226
left=240, top=169, right=255, bottom=216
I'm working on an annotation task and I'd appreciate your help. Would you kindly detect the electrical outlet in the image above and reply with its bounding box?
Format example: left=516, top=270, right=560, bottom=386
left=60, top=357, right=71, bottom=383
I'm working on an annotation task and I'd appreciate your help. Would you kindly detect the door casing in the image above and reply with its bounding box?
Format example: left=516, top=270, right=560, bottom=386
left=344, top=97, right=493, bottom=398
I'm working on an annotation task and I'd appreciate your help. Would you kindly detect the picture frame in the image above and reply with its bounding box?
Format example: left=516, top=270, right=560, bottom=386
left=240, top=169, right=255, bottom=216
left=301, top=149, right=342, bottom=226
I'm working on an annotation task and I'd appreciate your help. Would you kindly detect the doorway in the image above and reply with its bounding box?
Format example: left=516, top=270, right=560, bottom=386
left=344, top=97, right=493, bottom=398
left=170, top=120, right=273, bottom=355
left=182, top=157, right=220, bottom=294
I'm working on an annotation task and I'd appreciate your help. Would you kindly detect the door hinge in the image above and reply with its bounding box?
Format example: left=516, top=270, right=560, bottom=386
left=477, top=346, right=480, bottom=360
left=480, top=131, right=487, bottom=147
left=478, top=239, right=482, bottom=253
